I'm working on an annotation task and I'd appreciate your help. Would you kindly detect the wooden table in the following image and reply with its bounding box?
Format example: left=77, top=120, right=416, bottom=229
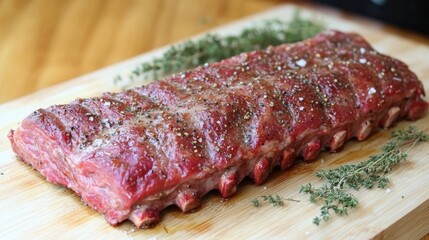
left=0, top=0, right=288, bottom=103
left=1, top=1, right=428, bottom=239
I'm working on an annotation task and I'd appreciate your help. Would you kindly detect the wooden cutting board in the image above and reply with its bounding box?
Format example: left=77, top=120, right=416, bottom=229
left=1, top=4, right=428, bottom=240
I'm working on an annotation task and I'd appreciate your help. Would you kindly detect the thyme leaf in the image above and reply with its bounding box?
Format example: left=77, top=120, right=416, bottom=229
left=300, top=126, right=428, bottom=226
left=252, top=198, right=260, bottom=207
left=115, top=12, right=325, bottom=84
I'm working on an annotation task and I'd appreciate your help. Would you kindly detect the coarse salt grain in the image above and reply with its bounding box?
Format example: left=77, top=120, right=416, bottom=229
left=296, top=59, right=307, bottom=67
left=368, top=87, right=376, bottom=95
left=359, top=58, right=367, bottom=64
left=93, top=139, right=103, bottom=147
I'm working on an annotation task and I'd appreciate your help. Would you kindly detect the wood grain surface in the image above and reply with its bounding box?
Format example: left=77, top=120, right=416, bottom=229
left=1, top=1, right=429, bottom=240
left=0, top=0, right=288, bottom=103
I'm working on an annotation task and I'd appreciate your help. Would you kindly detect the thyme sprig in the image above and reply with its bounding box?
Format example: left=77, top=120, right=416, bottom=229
left=300, top=126, right=428, bottom=226
left=115, top=12, right=325, bottom=84
left=252, top=194, right=285, bottom=207
left=251, top=194, right=300, bottom=207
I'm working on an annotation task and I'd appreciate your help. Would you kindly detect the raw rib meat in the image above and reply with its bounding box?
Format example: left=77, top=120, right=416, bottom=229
left=8, top=30, right=428, bottom=228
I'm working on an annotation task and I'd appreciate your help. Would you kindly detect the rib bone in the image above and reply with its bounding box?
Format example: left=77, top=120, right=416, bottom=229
left=176, top=189, right=201, bottom=212
left=252, top=158, right=271, bottom=185
left=219, top=169, right=239, bottom=198
left=330, top=130, right=347, bottom=152
left=129, top=207, right=159, bottom=228
left=357, top=120, right=372, bottom=141
left=302, top=138, right=321, bottom=161
left=381, top=107, right=400, bottom=129
left=280, top=148, right=295, bottom=170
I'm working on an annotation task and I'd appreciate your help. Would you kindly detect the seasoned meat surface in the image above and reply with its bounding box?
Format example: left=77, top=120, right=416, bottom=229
left=9, top=30, right=428, bottom=227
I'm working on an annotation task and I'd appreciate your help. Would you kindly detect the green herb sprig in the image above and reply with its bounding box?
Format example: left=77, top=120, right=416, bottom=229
left=300, top=126, right=428, bottom=226
left=251, top=194, right=300, bottom=207
left=252, top=194, right=284, bottom=207
left=115, top=12, right=325, bottom=84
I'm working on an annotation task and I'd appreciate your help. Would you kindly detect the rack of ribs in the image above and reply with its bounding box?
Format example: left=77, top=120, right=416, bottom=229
left=8, top=30, right=428, bottom=228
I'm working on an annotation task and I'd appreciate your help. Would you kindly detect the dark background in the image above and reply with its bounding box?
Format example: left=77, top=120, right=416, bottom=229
left=312, top=0, right=429, bottom=36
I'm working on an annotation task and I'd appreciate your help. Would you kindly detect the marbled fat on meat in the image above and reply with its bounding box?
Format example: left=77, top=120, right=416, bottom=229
left=8, top=30, right=428, bottom=227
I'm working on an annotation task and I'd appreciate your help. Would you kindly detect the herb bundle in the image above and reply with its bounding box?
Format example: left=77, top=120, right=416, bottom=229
left=115, top=12, right=325, bottom=84
left=300, top=126, right=428, bottom=226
